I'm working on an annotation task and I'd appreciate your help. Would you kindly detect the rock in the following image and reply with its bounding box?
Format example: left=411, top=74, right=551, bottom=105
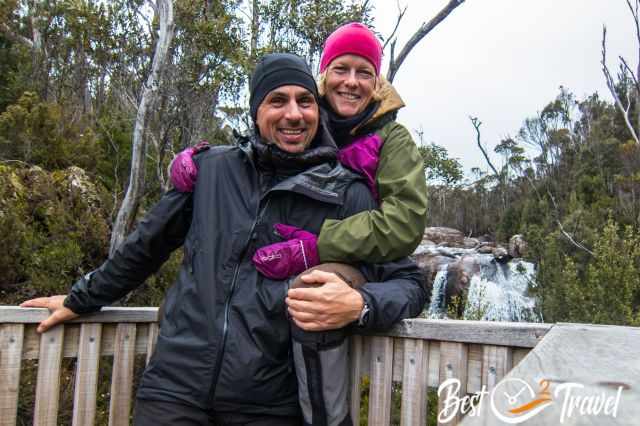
left=423, top=227, right=465, bottom=246
left=414, top=252, right=456, bottom=293
left=477, top=245, right=494, bottom=254
left=492, top=247, right=510, bottom=263
left=509, top=234, right=528, bottom=258
left=477, top=234, right=493, bottom=243
left=463, top=237, right=480, bottom=249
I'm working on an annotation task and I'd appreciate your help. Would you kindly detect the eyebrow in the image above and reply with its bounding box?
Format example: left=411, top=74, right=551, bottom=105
left=268, top=89, right=313, bottom=98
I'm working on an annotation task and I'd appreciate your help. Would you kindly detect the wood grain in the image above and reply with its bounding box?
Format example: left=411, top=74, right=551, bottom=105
left=0, top=324, right=24, bottom=426
left=33, top=325, right=65, bottom=426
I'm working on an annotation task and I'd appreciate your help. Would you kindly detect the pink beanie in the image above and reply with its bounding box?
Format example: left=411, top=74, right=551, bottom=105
left=319, top=23, right=383, bottom=75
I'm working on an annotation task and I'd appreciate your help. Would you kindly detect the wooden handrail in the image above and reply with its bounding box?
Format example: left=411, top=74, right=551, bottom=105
left=0, top=306, right=551, bottom=346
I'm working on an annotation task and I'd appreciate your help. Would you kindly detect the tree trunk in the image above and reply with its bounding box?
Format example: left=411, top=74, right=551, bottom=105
left=250, top=0, right=260, bottom=67
left=109, top=0, right=175, bottom=256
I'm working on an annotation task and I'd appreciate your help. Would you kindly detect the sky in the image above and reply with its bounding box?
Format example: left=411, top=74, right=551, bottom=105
left=371, top=0, right=637, bottom=176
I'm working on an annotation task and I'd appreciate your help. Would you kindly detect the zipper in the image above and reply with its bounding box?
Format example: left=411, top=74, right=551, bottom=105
left=209, top=196, right=271, bottom=401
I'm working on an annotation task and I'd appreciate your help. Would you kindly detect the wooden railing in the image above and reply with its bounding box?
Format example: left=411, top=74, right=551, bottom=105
left=0, top=306, right=552, bottom=426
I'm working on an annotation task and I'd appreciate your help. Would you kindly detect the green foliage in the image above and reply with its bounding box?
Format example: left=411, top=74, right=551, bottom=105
left=0, top=92, right=101, bottom=171
left=0, top=164, right=111, bottom=302
left=543, top=218, right=640, bottom=325
left=419, top=143, right=463, bottom=186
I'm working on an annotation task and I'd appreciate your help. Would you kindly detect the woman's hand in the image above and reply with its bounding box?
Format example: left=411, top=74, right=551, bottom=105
left=20, top=295, right=79, bottom=333
left=286, top=269, right=364, bottom=331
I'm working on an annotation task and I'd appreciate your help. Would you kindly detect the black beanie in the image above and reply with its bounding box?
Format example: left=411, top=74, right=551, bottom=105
left=249, top=53, right=318, bottom=121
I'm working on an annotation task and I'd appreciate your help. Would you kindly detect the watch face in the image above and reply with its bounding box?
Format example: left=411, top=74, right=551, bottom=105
left=358, top=303, right=370, bottom=326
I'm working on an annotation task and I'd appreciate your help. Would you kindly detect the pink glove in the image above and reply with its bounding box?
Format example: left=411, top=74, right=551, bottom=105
left=170, top=140, right=210, bottom=192
left=337, top=133, right=383, bottom=201
left=252, top=224, right=320, bottom=280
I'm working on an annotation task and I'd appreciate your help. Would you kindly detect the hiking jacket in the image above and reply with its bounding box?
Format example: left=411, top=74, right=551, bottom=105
left=64, top=131, right=426, bottom=415
left=317, top=77, right=429, bottom=263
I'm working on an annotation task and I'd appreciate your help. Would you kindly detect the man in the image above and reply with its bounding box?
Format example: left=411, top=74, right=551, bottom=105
left=21, top=53, right=426, bottom=425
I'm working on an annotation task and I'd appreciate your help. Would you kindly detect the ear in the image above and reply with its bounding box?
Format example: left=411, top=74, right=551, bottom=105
left=317, top=71, right=327, bottom=97
left=371, top=75, right=384, bottom=102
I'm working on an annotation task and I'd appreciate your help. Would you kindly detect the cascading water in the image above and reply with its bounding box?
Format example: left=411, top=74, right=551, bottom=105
left=426, top=265, right=449, bottom=319
left=464, top=257, right=540, bottom=321
left=416, top=244, right=542, bottom=322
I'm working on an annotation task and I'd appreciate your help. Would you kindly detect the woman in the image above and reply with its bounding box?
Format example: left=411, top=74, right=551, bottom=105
left=172, top=23, right=428, bottom=278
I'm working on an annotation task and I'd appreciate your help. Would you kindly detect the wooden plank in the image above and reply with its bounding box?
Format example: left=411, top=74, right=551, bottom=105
left=0, top=306, right=158, bottom=323
left=146, top=323, right=159, bottom=365
left=367, top=336, right=394, bottom=426
left=33, top=325, right=65, bottom=426
left=481, top=345, right=512, bottom=391
left=512, top=347, right=529, bottom=367
left=438, top=342, right=468, bottom=426
left=428, top=341, right=440, bottom=388
left=349, top=335, right=364, bottom=426
left=0, top=324, right=24, bottom=426
left=400, top=338, right=429, bottom=426
left=72, top=323, right=102, bottom=426
left=22, top=323, right=151, bottom=360
left=461, top=323, right=640, bottom=426
left=366, top=319, right=552, bottom=348
left=467, top=344, right=483, bottom=394
left=108, top=323, right=137, bottom=426
left=392, top=337, right=404, bottom=381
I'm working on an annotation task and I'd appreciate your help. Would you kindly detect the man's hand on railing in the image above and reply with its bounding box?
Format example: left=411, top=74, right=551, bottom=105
left=286, top=269, right=364, bottom=331
left=20, top=295, right=79, bottom=333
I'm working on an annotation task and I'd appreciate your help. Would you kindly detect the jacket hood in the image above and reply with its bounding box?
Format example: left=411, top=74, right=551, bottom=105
left=318, top=73, right=405, bottom=134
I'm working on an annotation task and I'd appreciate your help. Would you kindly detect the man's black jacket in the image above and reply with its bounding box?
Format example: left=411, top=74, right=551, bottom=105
left=64, top=135, right=427, bottom=416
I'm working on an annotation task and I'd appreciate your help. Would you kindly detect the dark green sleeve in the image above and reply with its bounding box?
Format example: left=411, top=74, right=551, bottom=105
left=317, top=122, right=428, bottom=263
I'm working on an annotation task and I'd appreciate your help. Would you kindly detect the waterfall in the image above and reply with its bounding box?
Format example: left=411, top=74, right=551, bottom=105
left=415, top=244, right=542, bottom=322
left=464, top=257, right=541, bottom=322
left=426, top=264, right=449, bottom=319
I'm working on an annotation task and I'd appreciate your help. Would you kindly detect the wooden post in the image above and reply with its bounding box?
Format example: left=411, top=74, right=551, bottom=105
left=145, top=323, right=159, bottom=365
left=481, top=345, right=512, bottom=390
left=34, top=325, right=65, bottom=426
left=349, top=335, right=364, bottom=425
left=108, top=324, right=137, bottom=426
left=72, top=323, right=103, bottom=426
left=400, top=338, right=429, bottom=426
left=367, top=336, right=394, bottom=426
left=0, top=324, right=24, bottom=426
left=438, top=342, right=468, bottom=426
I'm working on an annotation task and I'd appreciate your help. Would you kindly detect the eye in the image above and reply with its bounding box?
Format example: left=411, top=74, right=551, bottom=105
left=357, top=69, right=374, bottom=79
left=297, top=96, right=315, bottom=107
left=269, top=96, right=286, bottom=106
left=331, top=65, right=347, bottom=74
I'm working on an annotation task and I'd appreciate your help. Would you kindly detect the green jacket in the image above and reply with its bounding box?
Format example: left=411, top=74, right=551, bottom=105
left=317, top=78, right=428, bottom=263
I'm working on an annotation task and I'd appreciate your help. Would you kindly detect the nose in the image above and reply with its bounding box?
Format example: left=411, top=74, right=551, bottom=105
left=284, top=100, right=303, bottom=122
left=345, top=69, right=358, bottom=88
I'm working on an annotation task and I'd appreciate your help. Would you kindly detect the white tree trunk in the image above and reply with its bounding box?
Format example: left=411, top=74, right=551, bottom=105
left=109, top=0, right=175, bottom=256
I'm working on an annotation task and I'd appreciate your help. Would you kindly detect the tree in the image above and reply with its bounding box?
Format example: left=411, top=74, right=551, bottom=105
left=110, top=0, right=174, bottom=254
left=601, top=0, right=640, bottom=144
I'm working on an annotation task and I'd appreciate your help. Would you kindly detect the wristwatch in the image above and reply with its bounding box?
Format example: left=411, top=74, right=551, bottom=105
left=357, top=302, right=370, bottom=327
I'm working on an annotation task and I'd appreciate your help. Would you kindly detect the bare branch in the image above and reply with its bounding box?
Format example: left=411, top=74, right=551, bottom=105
left=625, top=0, right=640, bottom=46
left=619, top=55, right=640, bottom=94
left=470, top=116, right=500, bottom=178
left=546, top=190, right=595, bottom=256
left=386, top=0, right=465, bottom=82
left=601, top=26, right=640, bottom=144
left=382, top=1, right=407, bottom=51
